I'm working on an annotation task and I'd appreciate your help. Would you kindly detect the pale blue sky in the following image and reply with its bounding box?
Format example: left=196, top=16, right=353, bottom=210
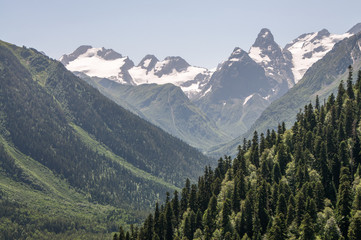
left=1, top=0, right=360, bottom=68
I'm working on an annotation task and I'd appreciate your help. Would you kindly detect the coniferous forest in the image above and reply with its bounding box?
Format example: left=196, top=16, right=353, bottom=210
left=114, top=67, right=361, bottom=239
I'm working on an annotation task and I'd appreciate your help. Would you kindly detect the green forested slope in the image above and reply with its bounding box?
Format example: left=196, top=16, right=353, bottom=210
left=0, top=40, right=211, bottom=238
left=117, top=68, right=361, bottom=239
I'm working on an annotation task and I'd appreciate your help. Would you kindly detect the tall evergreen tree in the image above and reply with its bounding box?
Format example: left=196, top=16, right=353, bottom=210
left=268, top=213, right=287, bottom=240
left=348, top=210, right=361, bottom=240
left=336, top=167, right=353, bottom=238
left=347, top=65, right=355, bottom=100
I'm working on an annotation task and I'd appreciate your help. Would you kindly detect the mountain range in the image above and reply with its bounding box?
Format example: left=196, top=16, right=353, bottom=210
left=60, top=23, right=360, bottom=152
left=2, top=22, right=361, bottom=238
left=211, top=31, right=361, bottom=157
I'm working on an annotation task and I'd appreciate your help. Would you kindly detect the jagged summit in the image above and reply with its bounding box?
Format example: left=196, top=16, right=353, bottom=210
left=59, top=45, right=93, bottom=65
left=137, top=54, right=159, bottom=71
left=228, top=47, right=249, bottom=60
left=61, top=46, right=134, bottom=84
left=249, top=28, right=294, bottom=90
left=96, top=47, right=123, bottom=60
left=155, top=56, right=190, bottom=77
left=253, top=28, right=275, bottom=47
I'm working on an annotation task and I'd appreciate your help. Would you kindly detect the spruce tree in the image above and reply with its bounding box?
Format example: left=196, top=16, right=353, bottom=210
left=268, top=213, right=287, bottom=240
left=276, top=194, right=287, bottom=216
left=324, top=217, right=341, bottom=240
left=299, top=213, right=315, bottom=240
left=336, top=167, right=353, bottom=238
left=348, top=210, right=361, bottom=240
left=222, top=198, right=232, bottom=236
left=347, top=65, right=355, bottom=100
left=165, top=202, right=174, bottom=240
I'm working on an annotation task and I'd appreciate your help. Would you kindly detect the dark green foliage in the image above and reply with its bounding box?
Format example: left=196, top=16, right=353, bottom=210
left=0, top=40, right=212, bottom=237
left=268, top=213, right=287, bottom=240
left=118, top=65, right=361, bottom=240
left=299, top=213, right=316, bottom=240
left=348, top=211, right=361, bottom=240
left=337, top=167, right=353, bottom=237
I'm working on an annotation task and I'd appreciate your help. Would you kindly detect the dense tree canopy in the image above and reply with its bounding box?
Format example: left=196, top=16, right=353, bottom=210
left=115, top=67, right=361, bottom=239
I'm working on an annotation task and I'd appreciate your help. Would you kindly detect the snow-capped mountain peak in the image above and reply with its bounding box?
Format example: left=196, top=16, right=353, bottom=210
left=153, top=56, right=190, bottom=77
left=138, top=54, right=159, bottom=71
left=60, top=46, right=135, bottom=84
left=249, top=28, right=294, bottom=89
left=285, top=29, right=352, bottom=83
left=129, top=56, right=213, bottom=99
left=252, top=28, right=274, bottom=47
left=59, top=45, right=93, bottom=65
left=61, top=46, right=214, bottom=99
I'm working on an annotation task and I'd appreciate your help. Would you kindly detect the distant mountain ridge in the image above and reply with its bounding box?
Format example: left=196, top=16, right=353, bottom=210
left=60, top=22, right=361, bottom=153
left=210, top=31, right=361, bottom=157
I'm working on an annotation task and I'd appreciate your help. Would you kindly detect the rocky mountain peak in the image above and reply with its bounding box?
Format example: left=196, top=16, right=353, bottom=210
left=253, top=28, right=275, bottom=47
left=138, top=54, right=159, bottom=71
left=96, top=47, right=123, bottom=60
left=154, top=56, right=190, bottom=77
left=229, top=47, right=249, bottom=60
left=60, top=45, right=93, bottom=65
left=314, top=29, right=331, bottom=40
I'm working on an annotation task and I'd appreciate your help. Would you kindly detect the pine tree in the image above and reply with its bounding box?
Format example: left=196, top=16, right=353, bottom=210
left=352, top=134, right=361, bottom=171
left=344, top=100, right=355, bottom=136
left=119, top=226, right=125, bottom=240
left=276, top=194, right=287, bottom=216
left=286, top=195, right=295, bottom=226
left=172, top=191, right=180, bottom=224
left=113, top=233, right=118, bottom=240
left=336, top=167, right=353, bottom=238
left=165, top=202, right=174, bottom=240
left=250, top=131, right=260, bottom=167
left=348, top=210, right=361, bottom=240
left=272, top=163, right=281, bottom=184
left=154, top=203, right=161, bottom=239
left=336, top=80, right=346, bottom=117
left=324, top=217, right=341, bottom=240
left=352, top=186, right=361, bottom=211
left=268, top=213, right=287, bottom=240
left=299, top=213, right=315, bottom=240
left=188, top=184, right=198, bottom=212
left=222, top=198, right=232, bottom=236
left=232, top=176, right=241, bottom=212
left=315, top=95, right=320, bottom=111
left=347, top=65, right=355, bottom=100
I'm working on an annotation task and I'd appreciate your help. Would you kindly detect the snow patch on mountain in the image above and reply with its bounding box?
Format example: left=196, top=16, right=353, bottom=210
left=64, top=47, right=133, bottom=83
left=285, top=30, right=352, bottom=83
left=129, top=64, right=211, bottom=91
left=243, top=94, right=254, bottom=106
left=61, top=47, right=214, bottom=98
left=249, top=46, right=271, bottom=64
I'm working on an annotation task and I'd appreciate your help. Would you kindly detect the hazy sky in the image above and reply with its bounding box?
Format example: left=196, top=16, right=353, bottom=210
left=1, top=0, right=360, bottom=68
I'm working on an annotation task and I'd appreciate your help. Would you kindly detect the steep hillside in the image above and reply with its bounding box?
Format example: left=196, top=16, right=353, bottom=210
left=0, top=40, right=212, bottom=236
left=80, top=74, right=228, bottom=151
left=195, top=48, right=275, bottom=138
left=116, top=64, right=361, bottom=240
